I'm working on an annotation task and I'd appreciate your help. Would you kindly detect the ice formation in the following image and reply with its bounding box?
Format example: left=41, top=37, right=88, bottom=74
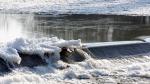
left=0, top=47, right=21, bottom=64
left=0, top=37, right=81, bottom=65
left=0, top=37, right=149, bottom=83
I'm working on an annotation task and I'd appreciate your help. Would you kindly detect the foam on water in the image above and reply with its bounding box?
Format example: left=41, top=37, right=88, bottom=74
left=1, top=55, right=150, bottom=83
left=0, top=37, right=150, bottom=83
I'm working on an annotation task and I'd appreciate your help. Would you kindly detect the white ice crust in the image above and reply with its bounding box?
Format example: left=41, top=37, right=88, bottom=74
left=0, top=47, right=21, bottom=64
left=0, top=37, right=81, bottom=64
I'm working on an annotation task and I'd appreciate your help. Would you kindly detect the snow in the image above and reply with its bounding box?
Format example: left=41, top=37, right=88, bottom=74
left=0, top=41, right=149, bottom=83
left=0, top=0, right=150, bottom=83
left=0, top=37, right=150, bottom=83
left=0, top=47, right=21, bottom=64
left=0, top=0, right=150, bottom=15
left=0, top=36, right=150, bottom=84
left=0, top=36, right=117, bottom=83
left=0, top=37, right=81, bottom=65
left=7, top=37, right=81, bottom=57
left=1, top=54, right=150, bottom=84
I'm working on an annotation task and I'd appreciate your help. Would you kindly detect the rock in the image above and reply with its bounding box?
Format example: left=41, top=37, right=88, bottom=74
left=60, top=47, right=73, bottom=63
left=71, top=48, right=86, bottom=62
left=57, top=65, right=70, bottom=70
left=18, top=52, right=47, bottom=67
left=60, top=47, right=86, bottom=63
left=77, top=74, right=91, bottom=79
left=0, top=57, right=11, bottom=73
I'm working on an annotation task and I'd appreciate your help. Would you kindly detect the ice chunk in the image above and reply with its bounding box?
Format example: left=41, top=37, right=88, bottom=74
left=1, top=37, right=82, bottom=65
left=7, top=38, right=29, bottom=51
left=0, top=47, right=21, bottom=64
left=7, top=37, right=81, bottom=58
left=53, top=39, right=82, bottom=48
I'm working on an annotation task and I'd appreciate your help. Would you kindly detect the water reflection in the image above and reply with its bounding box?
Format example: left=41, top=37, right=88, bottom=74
left=0, top=14, right=150, bottom=43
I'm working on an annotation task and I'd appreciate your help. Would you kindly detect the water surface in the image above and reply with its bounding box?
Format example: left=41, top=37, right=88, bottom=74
left=0, top=14, right=150, bottom=42
left=1, top=14, right=150, bottom=84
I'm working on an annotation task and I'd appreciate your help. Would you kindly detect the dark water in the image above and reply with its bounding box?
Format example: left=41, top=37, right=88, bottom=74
left=1, top=14, right=150, bottom=43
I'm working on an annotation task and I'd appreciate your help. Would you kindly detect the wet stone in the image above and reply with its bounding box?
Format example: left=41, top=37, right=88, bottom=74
left=0, top=57, right=11, bottom=73
left=57, top=65, right=70, bottom=70
left=60, top=47, right=86, bottom=63
left=18, top=52, right=47, bottom=67
left=77, top=74, right=91, bottom=79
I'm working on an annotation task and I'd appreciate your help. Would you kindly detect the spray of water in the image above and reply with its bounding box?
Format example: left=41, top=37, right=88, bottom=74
left=0, top=14, right=24, bottom=43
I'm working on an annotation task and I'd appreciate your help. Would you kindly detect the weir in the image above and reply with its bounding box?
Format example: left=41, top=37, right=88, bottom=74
left=0, top=41, right=150, bottom=73
left=85, top=42, right=150, bottom=59
left=0, top=36, right=150, bottom=73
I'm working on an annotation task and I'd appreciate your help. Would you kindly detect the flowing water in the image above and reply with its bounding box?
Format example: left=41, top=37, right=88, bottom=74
left=1, top=14, right=150, bottom=42
left=0, top=14, right=150, bottom=84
